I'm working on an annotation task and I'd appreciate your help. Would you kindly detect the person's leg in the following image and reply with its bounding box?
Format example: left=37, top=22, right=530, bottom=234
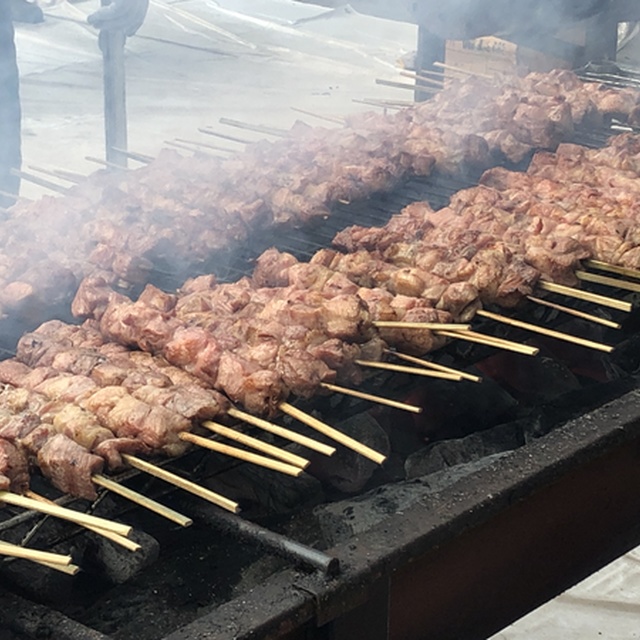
left=0, top=4, right=21, bottom=209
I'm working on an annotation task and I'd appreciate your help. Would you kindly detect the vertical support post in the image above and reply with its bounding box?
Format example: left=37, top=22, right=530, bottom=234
left=0, top=4, right=21, bottom=207
left=414, top=25, right=445, bottom=102
left=583, top=11, right=618, bottom=64
left=100, top=19, right=128, bottom=168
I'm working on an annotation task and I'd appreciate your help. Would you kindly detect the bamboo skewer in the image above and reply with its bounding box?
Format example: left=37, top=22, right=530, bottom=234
left=538, top=280, right=632, bottom=312
left=279, top=403, right=387, bottom=465
left=433, top=61, right=492, bottom=79
left=91, top=475, right=193, bottom=528
left=35, top=559, right=81, bottom=575
left=399, top=70, right=445, bottom=87
left=111, top=147, right=154, bottom=164
left=352, top=98, right=410, bottom=110
left=526, top=295, right=622, bottom=330
left=584, top=259, right=640, bottom=281
left=25, top=490, right=140, bottom=552
left=10, top=169, right=70, bottom=195
left=355, top=359, right=462, bottom=381
left=227, top=407, right=336, bottom=456
left=202, top=421, right=309, bottom=468
left=122, top=455, right=240, bottom=514
left=198, top=128, right=252, bottom=144
left=436, top=329, right=540, bottom=356
left=85, top=156, right=129, bottom=171
left=374, top=321, right=471, bottom=330
left=575, top=270, right=640, bottom=293
left=319, top=382, right=422, bottom=413
left=0, top=541, right=73, bottom=567
left=290, top=107, right=345, bottom=125
left=476, top=309, right=614, bottom=353
left=179, top=432, right=304, bottom=477
left=164, top=140, right=221, bottom=158
left=399, top=66, right=447, bottom=80
left=28, top=165, right=84, bottom=184
left=174, top=138, right=235, bottom=153
left=375, top=78, right=439, bottom=93
left=219, top=117, right=289, bottom=138
left=0, top=492, right=132, bottom=537
left=0, top=189, right=24, bottom=202
left=387, top=350, right=482, bottom=383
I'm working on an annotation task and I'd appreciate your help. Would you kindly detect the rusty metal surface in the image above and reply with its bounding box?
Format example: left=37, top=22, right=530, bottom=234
left=163, top=387, right=640, bottom=639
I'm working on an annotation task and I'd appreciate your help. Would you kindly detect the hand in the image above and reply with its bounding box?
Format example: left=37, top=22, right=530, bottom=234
left=87, top=0, right=149, bottom=37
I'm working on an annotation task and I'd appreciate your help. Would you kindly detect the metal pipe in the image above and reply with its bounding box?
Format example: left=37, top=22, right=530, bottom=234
left=100, top=10, right=128, bottom=169
left=195, top=502, right=340, bottom=577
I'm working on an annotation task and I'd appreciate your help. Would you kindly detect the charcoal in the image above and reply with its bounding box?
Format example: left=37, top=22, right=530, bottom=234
left=0, top=550, right=78, bottom=605
left=405, top=420, right=529, bottom=479
left=389, top=375, right=518, bottom=446
left=0, top=592, right=109, bottom=640
left=91, top=528, right=159, bottom=585
left=307, top=412, right=390, bottom=493
left=477, top=352, right=581, bottom=404
left=203, top=456, right=325, bottom=518
left=313, top=481, right=428, bottom=547
left=314, top=452, right=508, bottom=547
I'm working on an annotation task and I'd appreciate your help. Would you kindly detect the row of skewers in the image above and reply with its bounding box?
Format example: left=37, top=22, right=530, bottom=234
left=4, top=128, right=640, bottom=570
left=1, top=68, right=640, bottom=342
left=3, top=69, right=640, bottom=572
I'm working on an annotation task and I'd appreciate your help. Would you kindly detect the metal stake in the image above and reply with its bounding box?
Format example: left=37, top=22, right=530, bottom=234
left=100, top=12, right=128, bottom=168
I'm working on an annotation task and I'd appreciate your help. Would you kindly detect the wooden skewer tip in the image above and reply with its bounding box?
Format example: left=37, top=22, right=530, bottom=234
left=0, top=491, right=132, bottom=537
left=179, top=432, right=304, bottom=477
left=279, top=402, right=387, bottom=465
left=122, top=455, right=240, bottom=514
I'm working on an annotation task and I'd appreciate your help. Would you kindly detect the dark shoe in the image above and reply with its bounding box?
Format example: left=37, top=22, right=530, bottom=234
left=9, top=0, right=44, bottom=24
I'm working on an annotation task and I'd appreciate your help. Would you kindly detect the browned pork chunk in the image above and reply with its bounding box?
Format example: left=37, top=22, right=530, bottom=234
left=37, top=433, right=104, bottom=500
left=0, top=440, right=29, bottom=493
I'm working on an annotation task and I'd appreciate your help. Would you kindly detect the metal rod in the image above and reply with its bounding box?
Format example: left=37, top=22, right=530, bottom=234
left=195, top=502, right=340, bottom=576
left=101, top=24, right=128, bottom=168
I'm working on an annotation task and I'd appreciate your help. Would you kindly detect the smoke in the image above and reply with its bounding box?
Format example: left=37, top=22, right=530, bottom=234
left=417, top=0, right=609, bottom=42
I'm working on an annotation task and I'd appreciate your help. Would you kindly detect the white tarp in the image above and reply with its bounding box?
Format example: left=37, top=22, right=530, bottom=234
left=14, top=0, right=416, bottom=197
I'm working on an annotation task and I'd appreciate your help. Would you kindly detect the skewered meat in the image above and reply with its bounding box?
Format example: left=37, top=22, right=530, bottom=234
left=38, top=434, right=104, bottom=500
left=73, top=279, right=367, bottom=414
left=0, top=439, right=29, bottom=493
left=0, top=69, right=636, bottom=353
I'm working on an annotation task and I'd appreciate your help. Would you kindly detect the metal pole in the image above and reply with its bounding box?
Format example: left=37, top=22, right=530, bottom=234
left=414, top=26, right=445, bottom=102
left=100, top=2, right=128, bottom=168
left=195, top=502, right=340, bottom=576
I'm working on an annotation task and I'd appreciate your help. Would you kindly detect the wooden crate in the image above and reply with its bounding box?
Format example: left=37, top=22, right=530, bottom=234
left=445, top=28, right=586, bottom=76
